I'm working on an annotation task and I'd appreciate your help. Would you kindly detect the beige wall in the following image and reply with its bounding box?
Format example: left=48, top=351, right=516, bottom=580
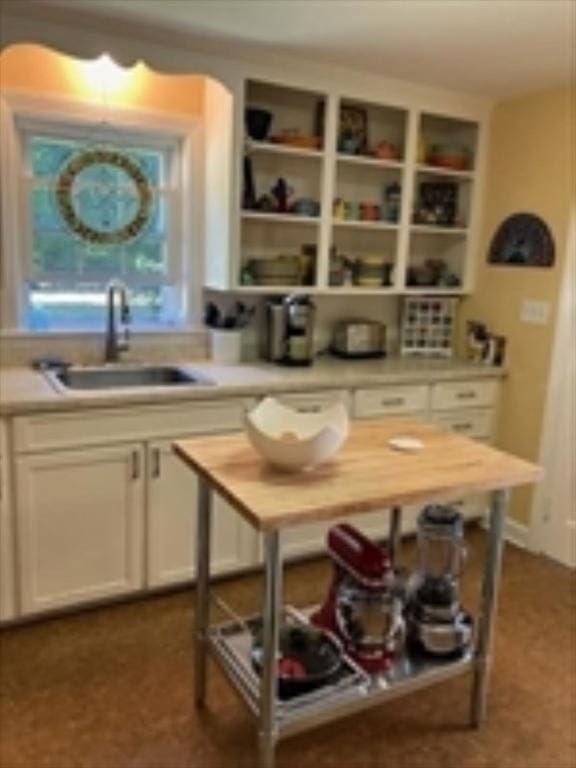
left=460, top=86, right=576, bottom=525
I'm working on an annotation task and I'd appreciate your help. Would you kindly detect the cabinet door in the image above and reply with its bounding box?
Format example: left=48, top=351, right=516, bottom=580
left=16, top=444, right=145, bottom=614
left=147, top=441, right=257, bottom=587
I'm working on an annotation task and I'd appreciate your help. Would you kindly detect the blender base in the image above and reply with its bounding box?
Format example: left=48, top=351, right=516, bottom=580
left=408, top=612, right=473, bottom=658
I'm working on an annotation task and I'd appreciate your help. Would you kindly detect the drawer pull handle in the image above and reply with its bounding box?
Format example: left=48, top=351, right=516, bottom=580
left=131, top=450, right=140, bottom=480
left=151, top=448, right=161, bottom=478
left=453, top=423, right=473, bottom=431
left=456, top=391, right=477, bottom=400
left=381, top=397, right=405, bottom=407
left=296, top=405, right=322, bottom=413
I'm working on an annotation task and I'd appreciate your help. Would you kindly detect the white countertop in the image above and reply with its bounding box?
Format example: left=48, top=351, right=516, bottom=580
left=0, top=357, right=504, bottom=416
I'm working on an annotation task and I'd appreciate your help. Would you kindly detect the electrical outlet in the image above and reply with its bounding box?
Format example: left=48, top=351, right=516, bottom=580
left=521, top=299, right=550, bottom=326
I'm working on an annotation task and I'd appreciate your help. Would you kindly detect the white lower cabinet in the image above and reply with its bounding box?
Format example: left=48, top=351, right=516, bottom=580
left=6, top=381, right=500, bottom=619
left=16, top=444, right=145, bottom=615
left=147, top=440, right=255, bottom=587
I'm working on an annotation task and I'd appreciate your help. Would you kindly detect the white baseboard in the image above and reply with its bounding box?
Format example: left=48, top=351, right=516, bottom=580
left=480, top=514, right=530, bottom=550
left=504, top=517, right=530, bottom=550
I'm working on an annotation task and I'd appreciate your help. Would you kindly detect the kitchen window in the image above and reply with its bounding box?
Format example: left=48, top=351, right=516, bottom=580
left=1, top=93, right=199, bottom=332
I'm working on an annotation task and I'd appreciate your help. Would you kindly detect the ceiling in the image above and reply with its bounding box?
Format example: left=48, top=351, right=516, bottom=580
left=38, top=0, right=576, bottom=97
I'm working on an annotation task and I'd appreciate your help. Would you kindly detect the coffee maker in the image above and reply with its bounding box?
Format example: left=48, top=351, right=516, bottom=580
left=264, top=295, right=315, bottom=366
left=312, top=524, right=405, bottom=674
left=406, top=505, right=472, bottom=657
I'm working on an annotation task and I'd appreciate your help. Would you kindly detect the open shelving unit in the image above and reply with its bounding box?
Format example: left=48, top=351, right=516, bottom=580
left=214, top=78, right=483, bottom=295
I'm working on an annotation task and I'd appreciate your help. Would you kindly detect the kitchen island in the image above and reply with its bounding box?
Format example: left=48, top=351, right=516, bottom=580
left=174, top=417, right=540, bottom=768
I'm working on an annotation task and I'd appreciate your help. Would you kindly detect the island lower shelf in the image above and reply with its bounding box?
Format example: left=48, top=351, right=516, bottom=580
left=208, top=605, right=476, bottom=740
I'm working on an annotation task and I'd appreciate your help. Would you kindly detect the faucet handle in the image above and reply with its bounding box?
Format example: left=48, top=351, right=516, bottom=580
left=118, top=326, right=130, bottom=353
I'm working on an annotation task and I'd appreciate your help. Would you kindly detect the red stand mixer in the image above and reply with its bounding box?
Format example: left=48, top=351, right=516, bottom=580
left=311, top=523, right=405, bottom=674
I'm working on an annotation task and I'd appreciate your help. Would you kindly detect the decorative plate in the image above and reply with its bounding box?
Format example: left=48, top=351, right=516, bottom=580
left=56, top=148, right=153, bottom=245
left=488, top=213, right=555, bottom=267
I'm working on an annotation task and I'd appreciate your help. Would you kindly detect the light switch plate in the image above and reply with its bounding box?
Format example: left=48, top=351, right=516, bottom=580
left=521, top=299, right=550, bottom=326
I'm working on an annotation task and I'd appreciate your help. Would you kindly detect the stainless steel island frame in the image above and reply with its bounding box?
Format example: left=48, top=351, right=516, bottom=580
left=174, top=418, right=540, bottom=768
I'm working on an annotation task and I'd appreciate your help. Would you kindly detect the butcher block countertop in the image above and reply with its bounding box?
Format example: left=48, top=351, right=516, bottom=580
left=173, top=418, right=540, bottom=532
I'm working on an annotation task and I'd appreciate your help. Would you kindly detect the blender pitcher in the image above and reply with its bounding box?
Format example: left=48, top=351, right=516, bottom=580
left=407, top=505, right=472, bottom=656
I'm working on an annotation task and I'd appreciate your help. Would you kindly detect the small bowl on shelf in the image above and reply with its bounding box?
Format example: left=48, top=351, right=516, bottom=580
left=354, top=254, right=391, bottom=287
left=250, top=255, right=302, bottom=286
left=373, top=141, right=400, bottom=160
left=245, top=397, right=349, bottom=472
left=427, top=144, right=471, bottom=171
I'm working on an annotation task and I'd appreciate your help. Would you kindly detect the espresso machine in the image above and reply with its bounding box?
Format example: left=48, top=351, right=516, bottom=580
left=312, top=524, right=405, bottom=674
left=406, top=505, right=472, bottom=657
left=264, top=295, right=315, bottom=366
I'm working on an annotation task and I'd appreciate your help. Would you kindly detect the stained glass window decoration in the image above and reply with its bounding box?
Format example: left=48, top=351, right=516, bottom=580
left=21, top=129, right=184, bottom=330
left=55, top=148, right=153, bottom=246
left=27, top=135, right=173, bottom=284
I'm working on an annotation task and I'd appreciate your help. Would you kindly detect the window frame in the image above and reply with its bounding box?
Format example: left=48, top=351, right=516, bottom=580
left=0, top=89, right=203, bottom=334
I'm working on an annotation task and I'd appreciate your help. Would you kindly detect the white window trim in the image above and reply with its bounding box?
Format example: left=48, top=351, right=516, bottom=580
left=0, top=88, right=204, bottom=333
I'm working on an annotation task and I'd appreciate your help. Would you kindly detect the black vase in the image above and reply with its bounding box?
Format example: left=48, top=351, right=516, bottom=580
left=245, top=107, right=272, bottom=141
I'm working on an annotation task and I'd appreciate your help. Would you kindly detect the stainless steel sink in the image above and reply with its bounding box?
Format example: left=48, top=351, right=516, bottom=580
left=45, top=365, right=213, bottom=392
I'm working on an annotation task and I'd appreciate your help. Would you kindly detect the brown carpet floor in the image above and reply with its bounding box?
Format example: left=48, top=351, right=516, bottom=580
left=1, top=528, right=575, bottom=768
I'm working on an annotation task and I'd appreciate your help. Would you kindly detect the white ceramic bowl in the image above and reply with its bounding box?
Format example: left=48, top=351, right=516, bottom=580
left=245, top=396, right=349, bottom=471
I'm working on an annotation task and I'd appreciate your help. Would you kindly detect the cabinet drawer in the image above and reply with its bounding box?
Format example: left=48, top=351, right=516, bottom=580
left=272, top=389, right=351, bottom=413
left=431, top=408, right=493, bottom=439
left=354, top=385, right=429, bottom=418
left=431, top=379, right=498, bottom=411
left=14, top=398, right=253, bottom=453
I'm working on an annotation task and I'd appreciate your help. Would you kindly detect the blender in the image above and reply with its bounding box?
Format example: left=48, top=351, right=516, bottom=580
left=407, top=505, right=472, bottom=657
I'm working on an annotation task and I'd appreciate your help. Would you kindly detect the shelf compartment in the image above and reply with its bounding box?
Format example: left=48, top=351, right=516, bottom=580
left=332, top=227, right=398, bottom=260
left=335, top=159, right=403, bottom=226
left=413, top=169, right=472, bottom=229
left=209, top=605, right=475, bottom=741
left=240, top=218, right=319, bottom=288
left=243, top=151, right=323, bottom=218
left=337, top=98, right=407, bottom=161
left=330, top=227, right=398, bottom=290
left=418, top=113, right=478, bottom=172
left=246, top=80, right=325, bottom=150
left=406, top=230, right=468, bottom=290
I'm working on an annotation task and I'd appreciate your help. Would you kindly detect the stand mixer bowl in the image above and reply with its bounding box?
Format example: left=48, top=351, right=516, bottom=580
left=336, top=578, right=405, bottom=661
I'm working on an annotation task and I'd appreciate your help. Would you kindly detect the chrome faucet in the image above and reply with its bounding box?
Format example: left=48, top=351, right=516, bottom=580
left=104, top=280, right=131, bottom=363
